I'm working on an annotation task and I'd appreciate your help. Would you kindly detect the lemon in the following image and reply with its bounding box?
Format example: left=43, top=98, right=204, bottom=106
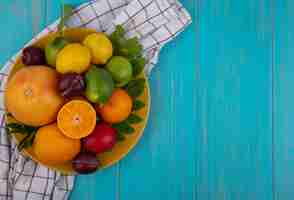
left=33, top=123, right=81, bottom=165
left=83, top=33, right=113, bottom=65
left=56, top=43, right=91, bottom=74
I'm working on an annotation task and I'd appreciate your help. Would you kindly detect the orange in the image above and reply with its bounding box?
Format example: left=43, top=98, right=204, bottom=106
left=97, top=89, right=132, bottom=123
left=64, top=96, right=88, bottom=104
left=5, top=66, right=65, bottom=126
left=57, top=100, right=96, bottom=139
left=33, top=123, right=81, bottom=165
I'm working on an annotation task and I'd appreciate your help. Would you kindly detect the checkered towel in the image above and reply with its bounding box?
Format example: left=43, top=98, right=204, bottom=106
left=0, top=0, right=191, bottom=199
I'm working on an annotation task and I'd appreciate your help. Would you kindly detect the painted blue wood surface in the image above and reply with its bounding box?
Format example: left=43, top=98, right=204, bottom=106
left=273, top=0, right=294, bottom=199
left=2, top=0, right=294, bottom=200
left=196, top=0, right=273, bottom=199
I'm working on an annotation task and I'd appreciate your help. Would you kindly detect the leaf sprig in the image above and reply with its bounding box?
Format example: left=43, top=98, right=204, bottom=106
left=124, top=78, right=145, bottom=99
left=110, top=25, right=146, bottom=77
left=109, top=26, right=148, bottom=141
left=6, top=123, right=38, bottom=151
left=112, top=113, right=143, bottom=141
left=58, top=4, right=74, bottom=35
left=132, top=100, right=145, bottom=111
left=112, top=78, right=146, bottom=141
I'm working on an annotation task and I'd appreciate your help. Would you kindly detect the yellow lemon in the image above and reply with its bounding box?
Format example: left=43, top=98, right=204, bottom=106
left=83, top=33, right=113, bottom=65
left=56, top=43, right=91, bottom=74
left=33, top=123, right=81, bottom=165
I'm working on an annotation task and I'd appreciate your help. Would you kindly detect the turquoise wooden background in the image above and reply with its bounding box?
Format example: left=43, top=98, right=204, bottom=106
left=1, top=0, right=293, bottom=199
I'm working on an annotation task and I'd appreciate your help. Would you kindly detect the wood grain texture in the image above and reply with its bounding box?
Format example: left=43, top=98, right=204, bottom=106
left=0, top=1, right=34, bottom=65
left=273, top=0, right=294, bottom=199
left=196, top=0, right=273, bottom=199
left=118, top=0, right=197, bottom=199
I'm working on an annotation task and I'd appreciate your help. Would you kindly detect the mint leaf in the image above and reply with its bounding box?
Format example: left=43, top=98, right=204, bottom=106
left=112, top=122, right=135, bottom=135
left=6, top=122, right=38, bottom=150
left=120, top=38, right=142, bottom=59
left=6, top=123, right=38, bottom=135
left=126, top=114, right=143, bottom=124
left=5, top=113, right=13, bottom=117
left=58, top=4, right=74, bottom=34
left=125, top=78, right=145, bottom=99
left=110, top=25, right=126, bottom=55
left=131, top=56, right=146, bottom=77
left=116, top=132, right=126, bottom=141
left=18, top=132, right=36, bottom=151
left=110, top=26, right=143, bottom=59
left=109, top=25, right=125, bottom=44
left=132, top=100, right=145, bottom=111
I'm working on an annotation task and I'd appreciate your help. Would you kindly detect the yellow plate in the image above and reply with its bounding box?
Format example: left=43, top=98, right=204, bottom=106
left=6, top=28, right=150, bottom=174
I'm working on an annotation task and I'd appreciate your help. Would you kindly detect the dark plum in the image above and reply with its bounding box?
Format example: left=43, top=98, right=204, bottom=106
left=22, top=46, right=46, bottom=65
left=58, top=73, right=85, bottom=98
left=72, top=152, right=99, bottom=174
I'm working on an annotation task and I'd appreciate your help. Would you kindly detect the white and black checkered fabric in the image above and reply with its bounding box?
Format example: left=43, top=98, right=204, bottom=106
left=0, top=0, right=191, bottom=199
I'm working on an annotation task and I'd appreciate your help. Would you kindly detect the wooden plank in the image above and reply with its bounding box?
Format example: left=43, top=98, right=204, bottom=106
left=31, top=0, right=47, bottom=35
left=118, top=0, right=197, bottom=200
left=0, top=0, right=44, bottom=65
left=196, top=0, right=273, bottom=199
left=273, top=0, right=294, bottom=198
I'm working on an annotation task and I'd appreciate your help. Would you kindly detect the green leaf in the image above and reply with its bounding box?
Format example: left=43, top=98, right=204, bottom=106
left=116, top=132, right=126, bottom=141
left=110, top=25, right=143, bottom=59
left=6, top=123, right=38, bottom=135
left=112, top=122, right=135, bottom=135
left=109, top=25, right=125, bottom=43
left=5, top=113, right=13, bottom=117
left=110, top=25, right=126, bottom=55
left=132, top=100, right=145, bottom=111
left=58, top=4, right=74, bottom=34
left=131, top=56, right=146, bottom=77
left=120, top=38, right=142, bottom=59
left=125, top=78, right=145, bottom=99
left=18, top=133, right=36, bottom=151
left=18, top=134, right=30, bottom=151
left=6, top=122, right=38, bottom=150
left=126, top=114, right=143, bottom=124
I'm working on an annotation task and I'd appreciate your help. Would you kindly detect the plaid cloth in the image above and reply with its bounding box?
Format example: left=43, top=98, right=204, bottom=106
left=0, top=0, right=191, bottom=199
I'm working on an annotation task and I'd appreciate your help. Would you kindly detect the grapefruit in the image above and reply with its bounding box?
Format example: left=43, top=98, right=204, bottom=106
left=5, top=66, right=65, bottom=126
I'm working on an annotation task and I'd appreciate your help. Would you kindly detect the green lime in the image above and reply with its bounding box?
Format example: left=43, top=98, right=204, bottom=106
left=85, top=66, right=114, bottom=104
left=45, top=37, right=69, bottom=67
left=106, top=56, right=133, bottom=87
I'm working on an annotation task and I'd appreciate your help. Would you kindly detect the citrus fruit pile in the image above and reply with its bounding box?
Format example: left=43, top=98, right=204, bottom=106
left=4, top=24, right=147, bottom=174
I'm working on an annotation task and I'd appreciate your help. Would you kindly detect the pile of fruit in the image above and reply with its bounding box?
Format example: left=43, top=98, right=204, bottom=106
left=4, top=6, right=147, bottom=174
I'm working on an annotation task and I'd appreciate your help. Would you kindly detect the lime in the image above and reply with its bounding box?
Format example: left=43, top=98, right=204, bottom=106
left=85, top=66, right=114, bottom=104
left=106, top=56, right=133, bottom=87
left=45, top=37, right=69, bottom=67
